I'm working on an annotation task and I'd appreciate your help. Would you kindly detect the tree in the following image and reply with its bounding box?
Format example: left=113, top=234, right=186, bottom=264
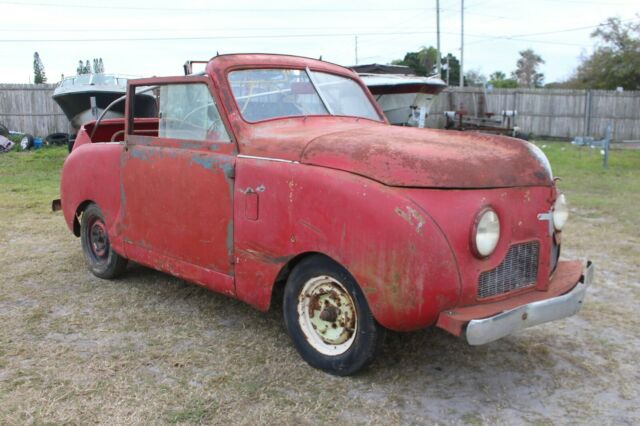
left=464, top=69, right=486, bottom=87
left=76, top=58, right=105, bottom=75
left=515, top=49, right=545, bottom=88
left=77, top=60, right=93, bottom=75
left=567, top=17, right=640, bottom=90
left=33, top=52, right=47, bottom=84
left=93, top=58, right=105, bottom=73
left=440, top=53, right=461, bottom=85
left=393, top=49, right=461, bottom=85
left=392, top=46, right=439, bottom=76
left=488, top=71, right=518, bottom=88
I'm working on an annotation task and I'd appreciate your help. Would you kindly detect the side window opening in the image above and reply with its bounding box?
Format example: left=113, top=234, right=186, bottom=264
left=133, top=82, right=230, bottom=142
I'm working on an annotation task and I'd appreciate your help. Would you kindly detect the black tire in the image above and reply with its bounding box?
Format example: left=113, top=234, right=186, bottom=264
left=45, top=132, right=69, bottom=146
left=20, top=134, right=34, bottom=151
left=80, top=203, right=128, bottom=279
left=0, top=123, right=9, bottom=138
left=283, top=255, right=383, bottom=376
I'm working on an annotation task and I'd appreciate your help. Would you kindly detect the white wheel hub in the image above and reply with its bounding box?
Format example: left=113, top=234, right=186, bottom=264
left=297, top=275, right=358, bottom=356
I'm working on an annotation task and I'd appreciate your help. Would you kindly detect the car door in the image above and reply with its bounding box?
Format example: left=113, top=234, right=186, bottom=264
left=120, top=76, right=236, bottom=294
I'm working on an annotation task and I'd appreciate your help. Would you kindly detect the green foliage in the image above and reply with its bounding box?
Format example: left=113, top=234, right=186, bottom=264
left=515, top=49, right=545, bottom=87
left=464, top=69, right=487, bottom=87
left=33, top=52, right=46, bottom=84
left=488, top=71, right=518, bottom=88
left=393, top=46, right=439, bottom=76
left=392, top=48, right=462, bottom=85
left=93, top=58, right=105, bottom=74
left=567, top=17, right=640, bottom=90
left=76, top=58, right=105, bottom=75
left=441, top=53, right=461, bottom=85
left=534, top=141, right=640, bottom=227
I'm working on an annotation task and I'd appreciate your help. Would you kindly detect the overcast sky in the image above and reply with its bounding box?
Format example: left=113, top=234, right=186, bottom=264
left=0, top=0, right=638, bottom=84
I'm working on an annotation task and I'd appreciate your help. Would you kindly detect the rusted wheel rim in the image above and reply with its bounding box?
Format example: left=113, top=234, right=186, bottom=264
left=88, top=219, right=108, bottom=259
left=297, top=275, right=358, bottom=356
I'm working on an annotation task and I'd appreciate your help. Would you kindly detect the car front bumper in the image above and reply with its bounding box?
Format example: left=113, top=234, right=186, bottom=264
left=436, top=260, right=593, bottom=345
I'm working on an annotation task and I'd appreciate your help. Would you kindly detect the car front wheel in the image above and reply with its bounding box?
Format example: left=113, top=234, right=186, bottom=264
left=80, top=203, right=128, bottom=279
left=283, top=255, right=382, bottom=376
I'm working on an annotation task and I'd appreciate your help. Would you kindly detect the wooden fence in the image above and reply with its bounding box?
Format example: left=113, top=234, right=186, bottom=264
left=426, top=87, right=640, bottom=142
left=0, top=84, right=68, bottom=137
left=1, top=83, right=639, bottom=141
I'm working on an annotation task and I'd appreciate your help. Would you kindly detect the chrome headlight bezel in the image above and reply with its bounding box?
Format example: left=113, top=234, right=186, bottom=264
left=553, top=193, right=569, bottom=231
left=471, top=207, right=501, bottom=258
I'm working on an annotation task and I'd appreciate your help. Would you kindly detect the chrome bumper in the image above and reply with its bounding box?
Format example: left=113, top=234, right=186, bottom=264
left=466, top=261, right=594, bottom=345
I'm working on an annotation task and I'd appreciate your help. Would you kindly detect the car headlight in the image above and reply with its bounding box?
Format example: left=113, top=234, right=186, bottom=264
left=472, top=208, right=500, bottom=258
left=553, top=193, right=569, bottom=231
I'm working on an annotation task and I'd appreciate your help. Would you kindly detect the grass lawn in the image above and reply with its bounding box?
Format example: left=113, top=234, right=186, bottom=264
left=0, top=142, right=638, bottom=424
left=536, top=141, right=640, bottom=228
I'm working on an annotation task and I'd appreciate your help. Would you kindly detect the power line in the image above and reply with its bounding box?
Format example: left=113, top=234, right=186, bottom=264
left=0, top=11, right=434, bottom=33
left=356, top=10, right=432, bottom=47
left=536, top=0, right=628, bottom=5
left=465, top=17, right=639, bottom=46
left=0, top=25, right=435, bottom=33
left=0, top=1, right=435, bottom=12
left=1, top=31, right=442, bottom=43
left=0, top=30, right=591, bottom=46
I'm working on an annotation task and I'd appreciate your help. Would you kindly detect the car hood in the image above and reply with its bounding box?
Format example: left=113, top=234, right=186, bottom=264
left=300, top=125, right=553, bottom=188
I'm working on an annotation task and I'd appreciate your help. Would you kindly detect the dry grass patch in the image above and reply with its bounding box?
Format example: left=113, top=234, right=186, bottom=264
left=0, top=144, right=639, bottom=424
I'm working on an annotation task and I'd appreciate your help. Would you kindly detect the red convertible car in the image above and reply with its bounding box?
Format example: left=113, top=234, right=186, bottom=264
left=56, top=54, right=593, bottom=375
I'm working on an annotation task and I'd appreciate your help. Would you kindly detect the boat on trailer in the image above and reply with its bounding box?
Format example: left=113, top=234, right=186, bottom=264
left=53, top=73, right=156, bottom=132
left=352, top=64, right=447, bottom=128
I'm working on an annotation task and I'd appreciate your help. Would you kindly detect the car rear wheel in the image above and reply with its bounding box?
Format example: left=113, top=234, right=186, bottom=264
left=283, top=255, right=382, bottom=376
left=80, top=203, right=128, bottom=279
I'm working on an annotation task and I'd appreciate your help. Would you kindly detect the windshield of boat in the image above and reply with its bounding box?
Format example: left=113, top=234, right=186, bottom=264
left=228, top=68, right=381, bottom=122
left=58, top=74, right=128, bottom=89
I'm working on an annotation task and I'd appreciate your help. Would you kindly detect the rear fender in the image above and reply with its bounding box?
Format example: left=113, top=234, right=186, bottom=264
left=60, top=142, right=124, bottom=251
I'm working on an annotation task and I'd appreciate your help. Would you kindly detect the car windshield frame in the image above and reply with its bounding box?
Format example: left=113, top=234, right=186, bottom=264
left=227, top=67, right=383, bottom=123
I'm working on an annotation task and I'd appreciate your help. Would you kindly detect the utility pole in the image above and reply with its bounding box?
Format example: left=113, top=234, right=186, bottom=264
left=459, top=0, right=464, bottom=87
left=436, top=0, right=441, bottom=76
left=446, top=55, right=450, bottom=85
left=354, top=35, right=359, bottom=65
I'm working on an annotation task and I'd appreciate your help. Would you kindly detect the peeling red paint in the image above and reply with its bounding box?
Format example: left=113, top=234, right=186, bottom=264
left=59, top=53, right=585, bottom=338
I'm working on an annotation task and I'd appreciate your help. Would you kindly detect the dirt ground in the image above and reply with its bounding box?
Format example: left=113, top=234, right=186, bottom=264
left=0, top=145, right=638, bottom=424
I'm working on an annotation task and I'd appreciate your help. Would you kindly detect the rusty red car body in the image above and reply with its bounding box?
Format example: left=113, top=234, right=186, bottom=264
left=58, top=54, right=592, bottom=375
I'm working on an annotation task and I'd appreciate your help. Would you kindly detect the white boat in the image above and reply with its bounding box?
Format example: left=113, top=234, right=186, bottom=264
left=353, top=64, right=447, bottom=128
left=53, top=74, right=156, bottom=131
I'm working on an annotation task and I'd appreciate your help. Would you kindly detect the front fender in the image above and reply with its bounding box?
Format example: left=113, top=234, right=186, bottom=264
left=60, top=142, right=124, bottom=249
left=234, top=158, right=461, bottom=331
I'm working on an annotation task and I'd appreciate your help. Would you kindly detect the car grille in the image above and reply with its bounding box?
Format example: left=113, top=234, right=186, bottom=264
left=477, top=241, right=540, bottom=299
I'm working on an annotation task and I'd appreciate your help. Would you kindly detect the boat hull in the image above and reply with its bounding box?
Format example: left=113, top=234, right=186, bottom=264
left=359, top=73, right=446, bottom=128
left=52, top=75, right=157, bottom=131
left=53, top=90, right=127, bottom=129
